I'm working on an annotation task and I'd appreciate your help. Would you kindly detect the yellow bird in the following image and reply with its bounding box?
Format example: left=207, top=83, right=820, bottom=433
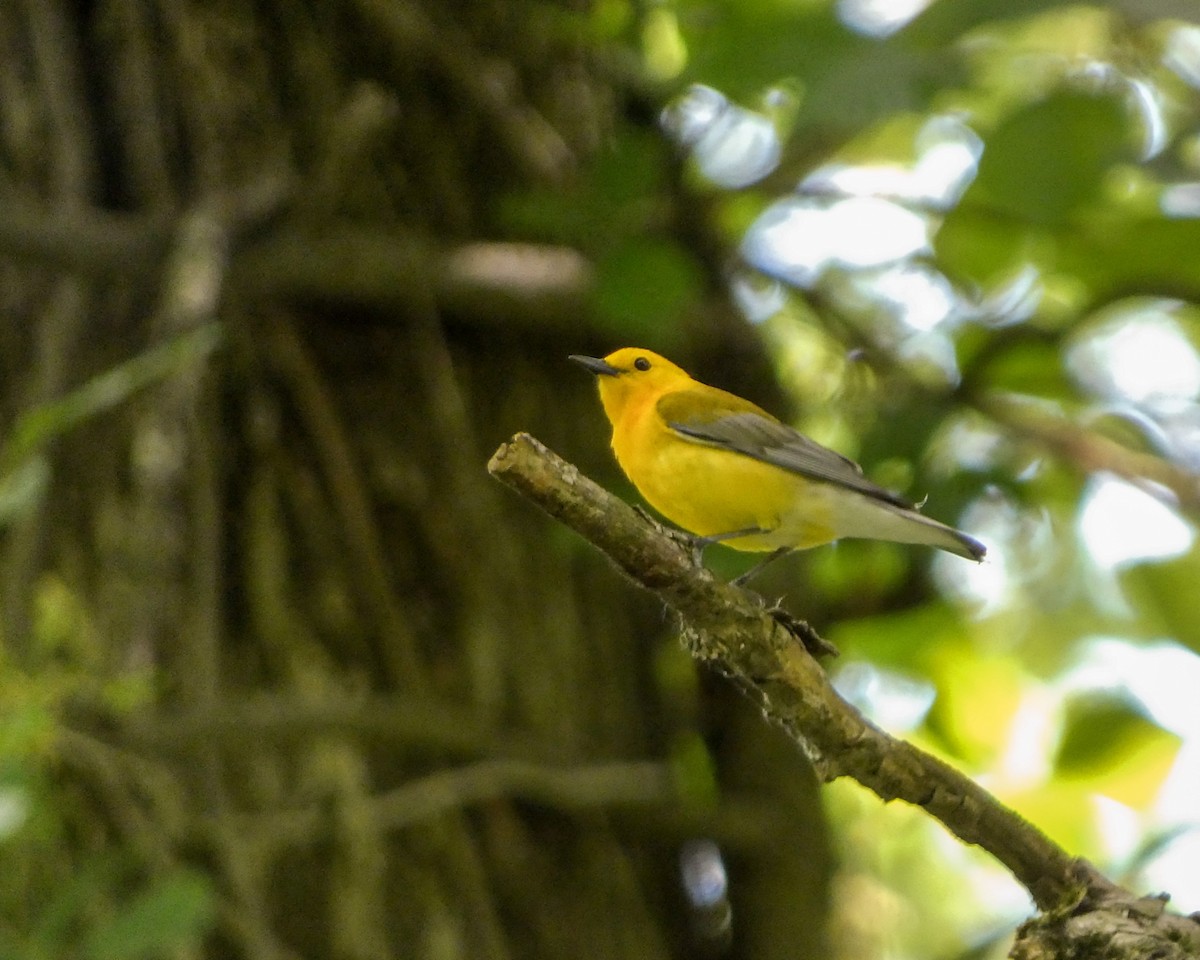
left=570, top=347, right=985, bottom=565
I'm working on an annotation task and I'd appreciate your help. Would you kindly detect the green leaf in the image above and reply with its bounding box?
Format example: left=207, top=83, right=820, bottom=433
left=828, top=602, right=966, bottom=671
left=1055, top=690, right=1147, bottom=771
left=0, top=324, right=222, bottom=471
left=972, top=338, right=1074, bottom=398
left=1054, top=690, right=1180, bottom=810
left=907, top=0, right=1103, bottom=46
left=82, top=869, right=215, bottom=960
left=964, top=90, right=1131, bottom=226
left=925, top=650, right=1025, bottom=765
left=933, top=209, right=1042, bottom=292
left=1122, top=824, right=1197, bottom=882
left=678, top=3, right=841, bottom=101
left=1080, top=216, right=1200, bottom=306
left=936, top=90, right=1133, bottom=289
left=1120, top=546, right=1200, bottom=656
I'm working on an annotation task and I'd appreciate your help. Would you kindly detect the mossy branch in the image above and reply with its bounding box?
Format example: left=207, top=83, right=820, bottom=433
left=488, top=432, right=1200, bottom=957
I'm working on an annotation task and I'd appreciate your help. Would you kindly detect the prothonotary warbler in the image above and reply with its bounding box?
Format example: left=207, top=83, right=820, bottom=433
left=570, top=348, right=985, bottom=564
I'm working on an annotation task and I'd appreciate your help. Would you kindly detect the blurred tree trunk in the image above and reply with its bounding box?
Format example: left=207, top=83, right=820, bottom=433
left=0, top=1, right=831, bottom=957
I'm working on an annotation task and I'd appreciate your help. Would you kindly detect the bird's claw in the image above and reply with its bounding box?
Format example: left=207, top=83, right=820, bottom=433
left=767, top=603, right=838, bottom=659
left=632, top=505, right=709, bottom=567
left=632, top=504, right=657, bottom=526
left=631, top=505, right=835, bottom=657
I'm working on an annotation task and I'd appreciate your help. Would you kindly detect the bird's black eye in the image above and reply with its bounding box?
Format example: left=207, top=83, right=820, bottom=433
left=634, top=357, right=651, bottom=371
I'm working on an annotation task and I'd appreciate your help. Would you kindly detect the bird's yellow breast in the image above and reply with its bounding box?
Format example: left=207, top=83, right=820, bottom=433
left=610, top=392, right=837, bottom=552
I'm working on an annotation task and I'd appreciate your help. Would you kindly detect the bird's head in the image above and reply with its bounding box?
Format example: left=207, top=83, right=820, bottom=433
left=569, top=348, right=690, bottom=423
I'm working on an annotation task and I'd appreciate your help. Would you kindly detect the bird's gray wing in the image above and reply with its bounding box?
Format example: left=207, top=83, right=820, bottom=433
left=660, top=399, right=913, bottom=509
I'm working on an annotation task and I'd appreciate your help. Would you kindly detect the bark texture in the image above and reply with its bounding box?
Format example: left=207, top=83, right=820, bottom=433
left=0, top=2, right=831, bottom=957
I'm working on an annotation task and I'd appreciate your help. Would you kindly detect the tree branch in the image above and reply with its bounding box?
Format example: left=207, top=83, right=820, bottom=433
left=0, top=194, right=592, bottom=330
left=978, top=393, right=1200, bottom=512
left=239, top=759, right=674, bottom=845
left=488, top=432, right=1200, bottom=957
left=94, top=695, right=571, bottom=763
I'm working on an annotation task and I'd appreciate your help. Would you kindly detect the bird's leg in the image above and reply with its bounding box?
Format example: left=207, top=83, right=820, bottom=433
left=632, top=508, right=770, bottom=567
left=630, top=509, right=779, bottom=571
left=731, top=546, right=792, bottom=586
left=633, top=505, right=695, bottom=550
left=690, top=526, right=770, bottom=567
left=631, top=505, right=713, bottom=565
left=696, top=526, right=768, bottom=547
left=632, top=504, right=658, bottom=526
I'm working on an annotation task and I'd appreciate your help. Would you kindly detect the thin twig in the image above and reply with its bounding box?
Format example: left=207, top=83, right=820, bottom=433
left=207, top=759, right=676, bottom=850
left=96, top=695, right=570, bottom=762
left=977, top=393, right=1200, bottom=512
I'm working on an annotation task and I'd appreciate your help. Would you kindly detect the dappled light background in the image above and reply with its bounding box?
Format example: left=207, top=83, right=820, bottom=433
left=4, top=1, right=1200, bottom=958
left=645, top=1, right=1200, bottom=956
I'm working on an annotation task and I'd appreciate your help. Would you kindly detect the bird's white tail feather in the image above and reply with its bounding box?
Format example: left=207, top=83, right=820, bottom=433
left=831, top=496, right=985, bottom=561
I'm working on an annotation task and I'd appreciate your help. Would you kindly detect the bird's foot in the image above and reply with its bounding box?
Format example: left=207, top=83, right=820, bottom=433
left=632, top=504, right=657, bottom=526
left=765, top=601, right=838, bottom=659
left=632, top=506, right=709, bottom=567
left=683, top=525, right=771, bottom=569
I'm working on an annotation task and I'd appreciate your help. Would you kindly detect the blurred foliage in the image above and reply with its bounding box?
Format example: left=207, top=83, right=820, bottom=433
left=8, top=0, right=1200, bottom=957
left=0, top=607, right=215, bottom=960
left=579, top=0, right=1200, bottom=956
left=0, top=326, right=221, bottom=529
left=0, top=342, right=219, bottom=959
left=1122, top=544, right=1200, bottom=654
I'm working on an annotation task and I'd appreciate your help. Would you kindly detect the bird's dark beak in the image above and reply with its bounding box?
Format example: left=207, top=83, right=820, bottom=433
left=569, top=354, right=621, bottom=377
